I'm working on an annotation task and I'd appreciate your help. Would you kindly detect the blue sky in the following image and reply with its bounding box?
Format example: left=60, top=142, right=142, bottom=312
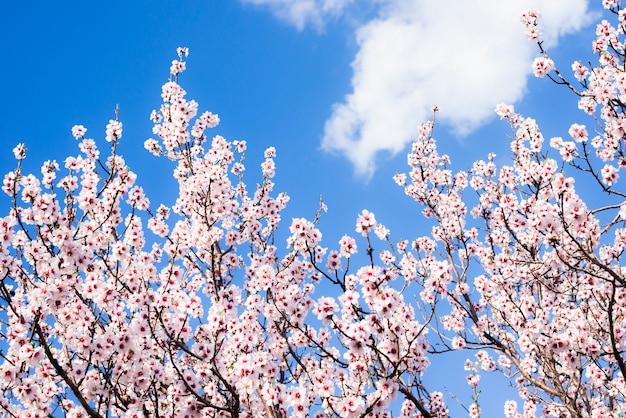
left=0, top=0, right=601, bottom=415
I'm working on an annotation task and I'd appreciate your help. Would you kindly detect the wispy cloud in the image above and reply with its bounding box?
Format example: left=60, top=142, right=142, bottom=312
left=243, top=0, right=592, bottom=177
left=240, top=0, right=354, bottom=30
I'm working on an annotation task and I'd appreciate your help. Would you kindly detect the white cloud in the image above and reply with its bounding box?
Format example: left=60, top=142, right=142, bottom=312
left=240, top=0, right=354, bottom=30
left=323, top=0, right=591, bottom=177
left=244, top=0, right=592, bottom=177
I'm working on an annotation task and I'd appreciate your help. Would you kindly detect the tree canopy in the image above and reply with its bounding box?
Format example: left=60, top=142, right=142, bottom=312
left=2, top=2, right=626, bottom=417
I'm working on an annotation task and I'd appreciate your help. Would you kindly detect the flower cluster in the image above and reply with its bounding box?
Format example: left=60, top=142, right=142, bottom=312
left=3, top=2, right=626, bottom=415
left=387, top=3, right=626, bottom=415
left=0, top=47, right=443, bottom=418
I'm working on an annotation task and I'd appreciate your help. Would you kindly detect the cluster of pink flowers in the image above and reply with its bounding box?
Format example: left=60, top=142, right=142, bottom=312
left=520, top=8, right=541, bottom=41
left=387, top=3, right=626, bottom=416
left=531, top=57, right=554, bottom=78
left=0, top=46, right=446, bottom=417
left=3, top=1, right=626, bottom=416
left=105, top=119, right=123, bottom=142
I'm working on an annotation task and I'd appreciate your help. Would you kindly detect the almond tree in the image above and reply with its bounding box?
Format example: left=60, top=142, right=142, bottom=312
left=0, top=48, right=440, bottom=418
left=3, top=1, right=626, bottom=417
left=391, top=3, right=626, bottom=416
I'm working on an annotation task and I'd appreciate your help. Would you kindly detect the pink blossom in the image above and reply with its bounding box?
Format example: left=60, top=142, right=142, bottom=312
left=12, top=143, right=26, bottom=160
left=495, top=103, right=515, bottom=119
left=393, top=172, right=406, bottom=186
left=451, top=336, right=466, bottom=349
left=313, top=296, right=338, bottom=325
left=170, top=59, right=186, bottom=76
left=532, top=57, right=554, bottom=78
left=176, top=46, right=189, bottom=58
left=264, top=146, right=276, bottom=158
left=520, top=9, right=541, bottom=40
left=374, top=223, right=389, bottom=239
left=105, top=119, right=122, bottom=142
left=571, top=61, right=589, bottom=82
left=601, top=164, right=619, bottom=185
left=568, top=123, right=588, bottom=142
left=71, top=125, right=87, bottom=139
left=339, top=234, right=357, bottom=257
left=355, top=209, right=376, bottom=236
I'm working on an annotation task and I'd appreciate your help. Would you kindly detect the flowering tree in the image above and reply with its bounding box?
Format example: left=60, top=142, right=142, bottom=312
left=0, top=47, right=438, bottom=418
left=2, top=1, right=626, bottom=417
left=396, top=3, right=626, bottom=417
